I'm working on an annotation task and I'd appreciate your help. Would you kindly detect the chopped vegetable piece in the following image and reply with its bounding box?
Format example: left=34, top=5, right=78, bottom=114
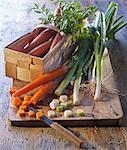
left=50, top=100, right=59, bottom=110
left=76, top=109, right=85, bottom=116
left=24, top=95, right=31, bottom=101
left=67, top=101, right=73, bottom=108
left=56, top=105, right=64, bottom=112
left=28, top=111, right=36, bottom=117
left=64, top=110, right=73, bottom=118
left=9, top=86, right=18, bottom=96
left=59, top=95, right=68, bottom=103
left=50, top=102, right=56, bottom=110
left=60, top=101, right=73, bottom=109
left=22, top=101, right=30, bottom=106
left=36, top=111, right=43, bottom=120
left=17, top=109, right=25, bottom=117
left=52, top=99, right=59, bottom=104
left=12, top=97, right=22, bottom=107
left=30, top=81, right=54, bottom=105
left=60, top=102, right=68, bottom=110
left=47, top=110, right=56, bottom=118
left=19, top=104, right=28, bottom=111
left=12, top=65, right=68, bottom=98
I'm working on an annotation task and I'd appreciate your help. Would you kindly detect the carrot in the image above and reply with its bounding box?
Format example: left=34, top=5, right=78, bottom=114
left=25, top=29, right=57, bottom=53
left=19, top=104, right=28, bottom=111
left=28, top=111, right=36, bottom=117
left=28, top=37, right=53, bottom=57
left=22, top=101, right=30, bottom=106
left=50, top=32, right=62, bottom=49
left=12, top=65, right=68, bottom=97
left=12, top=97, right=22, bottom=107
left=9, top=86, right=18, bottom=96
left=17, top=109, right=25, bottom=117
left=36, top=111, right=43, bottom=120
left=24, top=95, right=31, bottom=101
left=30, top=81, right=54, bottom=105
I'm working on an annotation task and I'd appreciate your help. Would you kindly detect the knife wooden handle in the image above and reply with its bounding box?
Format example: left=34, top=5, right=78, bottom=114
left=50, top=122, right=85, bottom=148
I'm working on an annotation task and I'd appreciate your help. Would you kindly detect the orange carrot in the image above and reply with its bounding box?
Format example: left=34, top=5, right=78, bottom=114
left=22, top=101, right=30, bottom=106
left=30, top=81, right=54, bottom=105
left=36, top=111, right=43, bottom=120
left=25, top=29, right=57, bottom=53
left=28, top=111, right=36, bottom=117
left=50, top=32, right=62, bottom=49
left=9, top=86, right=18, bottom=96
left=19, top=104, right=28, bottom=111
left=12, top=65, right=68, bottom=97
left=24, top=95, right=31, bottom=101
left=12, top=97, right=22, bottom=107
left=28, top=37, right=53, bottom=56
left=17, top=109, right=25, bottom=117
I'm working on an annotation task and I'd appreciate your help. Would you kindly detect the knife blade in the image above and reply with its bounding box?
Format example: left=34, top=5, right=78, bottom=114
left=28, top=106, right=86, bottom=149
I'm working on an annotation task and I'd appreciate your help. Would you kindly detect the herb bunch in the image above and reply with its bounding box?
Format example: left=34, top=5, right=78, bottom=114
left=33, top=0, right=96, bottom=41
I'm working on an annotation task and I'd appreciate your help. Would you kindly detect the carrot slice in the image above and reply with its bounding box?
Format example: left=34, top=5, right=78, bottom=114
left=12, top=65, right=68, bottom=98
left=50, top=32, right=62, bottom=49
left=25, top=29, right=57, bottom=53
left=28, top=37, right=53, bottom=56
left=30, top=81, right=54, bottom=105
left=19, top=104, right=28, bottom=111
left=28, top=111, right=36, bottom=117
left=12, top=97, right=22, bottom=107
left=9, top=86, right=18, bottom=96
left=22, top=101, right=30, bottom=106
left=17, top=109, right=25, bottom=117
left=36, top=111, right=43, bottom=120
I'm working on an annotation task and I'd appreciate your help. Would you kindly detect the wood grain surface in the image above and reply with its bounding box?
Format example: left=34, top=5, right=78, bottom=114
left=0, top=0, right=127, bottom=150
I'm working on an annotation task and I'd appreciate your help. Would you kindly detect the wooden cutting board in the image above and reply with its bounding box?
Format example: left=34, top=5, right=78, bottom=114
left=8, top=49, right=123, bottom=127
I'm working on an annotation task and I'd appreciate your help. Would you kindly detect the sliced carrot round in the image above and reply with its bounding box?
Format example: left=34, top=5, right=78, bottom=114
left=28, top=111, right=36, bottom=117
left=22, top=101, right=30, bottom=106
left=19, top=104, right=28, bottom=111
left=17, top=109, right=25, bottom=117
left=36, top=111, right=43, bottom=120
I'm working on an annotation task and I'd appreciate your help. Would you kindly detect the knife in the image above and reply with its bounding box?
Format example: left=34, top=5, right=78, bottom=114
left=29, top=106, right=86, bottom=149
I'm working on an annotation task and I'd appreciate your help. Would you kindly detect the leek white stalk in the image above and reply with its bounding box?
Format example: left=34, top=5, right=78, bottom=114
left=73, top=51, right=93, bottom=105
left=91, top=60, right=96, bottom=83
left=73, top=76, right=81, bottom=105
left=94, top=12, right=106, bottom=100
